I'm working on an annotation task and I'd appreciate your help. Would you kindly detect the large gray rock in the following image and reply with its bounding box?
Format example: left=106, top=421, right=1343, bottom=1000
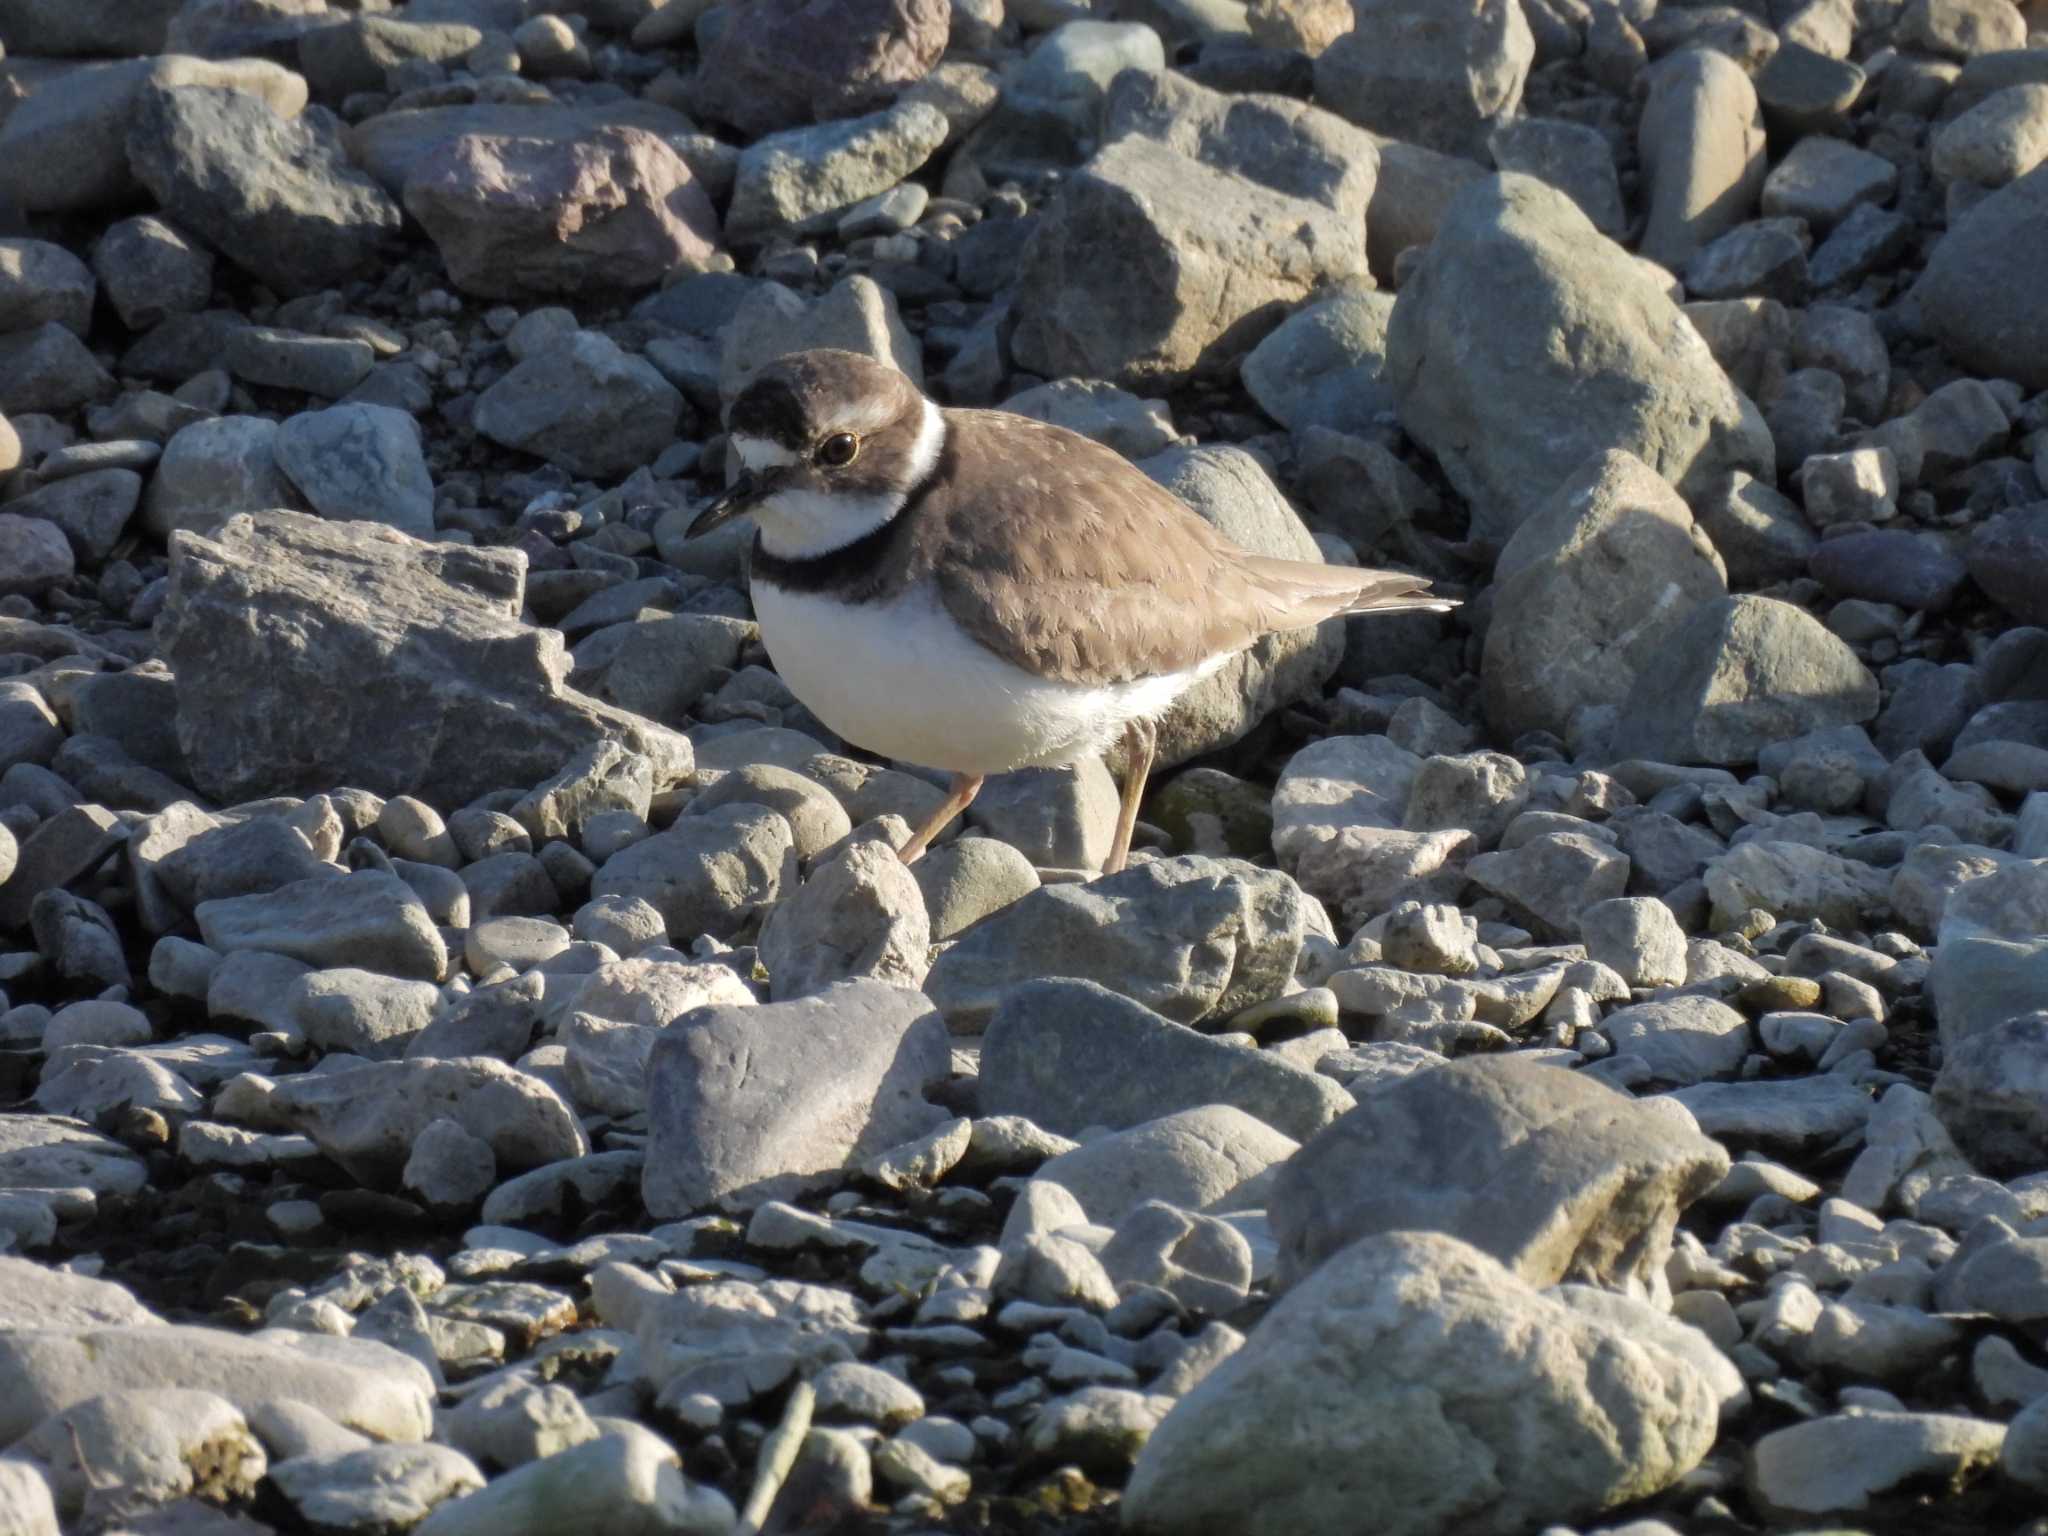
left=1609, top=596, right=1880, bottom=766
left=159, top=511, right=690, bottom=808
left=0, top=57, right=307, bottom=214
left=589, top=804, right=795, bottom=945
left=922, top=856, right=1311, bottom=1032
left=757, top=837, right=930, bottom=1000
left=1935, top=1012, right=2048, bottom=1177
left=1387, top=174, right=1774, bottom=546
left=725, top=100, right=949, bottom=244
left=274, top=403, right=435, bottom=537
left=1703, top=840, right=1893, bottom=929
left=1011, top=133, right=1370, bottom=388
left=1138, top=445, right=1347, bottom=766
left=1637, top=47, right=1767, bottom=271
left=1913, top=163, right=2048, bottom=390
left=1930, top=862, right=2048, bottom=1067
left=1239, top=284, right=1398, bottom=436
left=1270, top=1055, right=1728, bottom=1299
left=1033, top=1104, right=1299, bottom=1225
left=269, top=1057, right=588, bottom=1185
left=980, top=978, right=1353, bottom=1141
left=689, top=0, right=948, bottom=137
left=126, top=83, right=401, bottom=297
left=1098, top=65, right=1381, bottom=221
left=471, top=331, right=683, bottom=480
left=1122, top=1232, right=1719, bottom=1536
left=142, top=415, right=298, bottom=541
left=1313, top=0, right=1533, bottom=159
left=0, top=1326, right=433, bottom=1446
left=642, top=980, right=951, bottom=1214
left=1481, top=450, right=1729, bottom=744
left=403, top=126, right=722, bottom=301
left=196, top=871, right=445, bottom=981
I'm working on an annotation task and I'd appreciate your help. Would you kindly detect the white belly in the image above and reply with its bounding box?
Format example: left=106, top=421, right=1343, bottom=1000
left=751, top=579, right=1219, bottom=775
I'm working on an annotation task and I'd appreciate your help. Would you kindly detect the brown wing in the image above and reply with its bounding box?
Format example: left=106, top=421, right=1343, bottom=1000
left=929, top=410, right=1450, bottom=686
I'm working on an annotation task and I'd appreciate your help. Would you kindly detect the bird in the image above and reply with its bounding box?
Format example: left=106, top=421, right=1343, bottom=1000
left=687, top=348, right=1456, bottom=875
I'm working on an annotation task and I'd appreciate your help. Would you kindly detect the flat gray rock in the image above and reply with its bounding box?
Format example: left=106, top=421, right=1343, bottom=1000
left=979, top=978, right=1353, bottom=1142
left=274, top=403, right=435, bottom=537
left=159, top=511, right=690, bottom=808
left=196, top=870, right=445, bottom=981
left=1271, top=1055, right=1728, bottom=1299
left=642, top=980, right=952, bottom=1215
left=268, top=1057, right=589, bottom=1185
left=924, top=855, right=1310, bottom=1032
left=1612, top=595, right=1879, bottom=767
left=0, top=1325, right=435, bottom=1445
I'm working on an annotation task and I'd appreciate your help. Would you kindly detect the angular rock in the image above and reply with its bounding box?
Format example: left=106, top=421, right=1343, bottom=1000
left=1483, top=450, right=1728, bottom=743
left=1465, top=832, right=1630, bottom=940
left=980, top=978, right=1352, bottom=1141
left=1271, top=1055, right=1728, bottom=1298
left=269, top=1057, right=588, bottom=1185
left=589, top=804, right=794, bottom=944
left=1388, top=174, right=1773, bottom=545
left=923, top=856, right=1309, bottom=1031
left=1602, top=996, right=1751, bottom=1085
left=274, top=404, right=435, bottom=537
left=725, top=100, right=949, bottom=244
left=1704, top=839, right=1892, bottom=929
left=1240, top=285, right=1397, bottom=436
left=159, top=511, right=689, bottom=807
left=1312, top=0, right=1533, bottom=159
left=642, top=980, right=951, bottom=1214
left=757, top=837, right=930, bottom=1000
left=690, top=0, right=947, bottom=137
left=1610, top=596, right=1879, bottom=766
left=126, top=83, right=401, bottom=297
left=194, top=871, right=444, bottom=980
left=471, top=330, right=683, bottom=480
left=1124, top=1232, right=1718, bottom=1536
left=1011, top=134, right=1369, bottom=388
left=404, top=126, right=721, bottom=300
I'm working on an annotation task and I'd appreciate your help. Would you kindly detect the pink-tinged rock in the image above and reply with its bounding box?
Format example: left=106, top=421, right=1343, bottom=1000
left=402, top=125, right=722, bottom=300
left=691, top=0, right=949, bottom=138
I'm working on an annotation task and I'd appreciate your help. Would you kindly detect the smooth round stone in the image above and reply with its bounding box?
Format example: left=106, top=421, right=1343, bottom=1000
left=465, top=915, right=573, bottom=974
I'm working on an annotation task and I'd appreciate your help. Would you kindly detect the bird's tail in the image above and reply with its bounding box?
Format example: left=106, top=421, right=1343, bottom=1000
left=1241, top=556, right=1459, bottom=632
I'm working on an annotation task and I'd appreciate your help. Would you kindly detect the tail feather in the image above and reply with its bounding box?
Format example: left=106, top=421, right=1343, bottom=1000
left=1241, top=555, right=1459, bottom=632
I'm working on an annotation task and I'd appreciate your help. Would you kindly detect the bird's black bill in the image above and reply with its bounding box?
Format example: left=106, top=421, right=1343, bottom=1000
left=686, top=472, right=761, bottom=538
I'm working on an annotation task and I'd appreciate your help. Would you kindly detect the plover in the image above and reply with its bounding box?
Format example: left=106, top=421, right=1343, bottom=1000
left=689, top=349, right=1455, bottom=873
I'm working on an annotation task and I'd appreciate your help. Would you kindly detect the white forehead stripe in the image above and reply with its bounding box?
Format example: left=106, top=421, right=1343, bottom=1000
left=731, top=433, right=798, bottom=471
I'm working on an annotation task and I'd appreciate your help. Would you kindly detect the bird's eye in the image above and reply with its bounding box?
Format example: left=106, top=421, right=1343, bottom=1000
left=816, top=432, right=860, bottom=468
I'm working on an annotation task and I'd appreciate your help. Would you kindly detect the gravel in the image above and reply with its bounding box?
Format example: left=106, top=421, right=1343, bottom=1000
left=2, top=4, right=2046, bottom=1532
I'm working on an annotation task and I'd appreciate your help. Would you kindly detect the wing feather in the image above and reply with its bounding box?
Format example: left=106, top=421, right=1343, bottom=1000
left=930, top=411, right=1451, bottom=686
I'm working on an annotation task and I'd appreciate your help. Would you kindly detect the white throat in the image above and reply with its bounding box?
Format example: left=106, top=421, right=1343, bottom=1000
left=734, top=398, right=947, bottom=562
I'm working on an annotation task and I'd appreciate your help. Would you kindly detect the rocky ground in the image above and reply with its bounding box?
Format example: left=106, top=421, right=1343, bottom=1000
left=1, top=0, right=2048, bottom=1531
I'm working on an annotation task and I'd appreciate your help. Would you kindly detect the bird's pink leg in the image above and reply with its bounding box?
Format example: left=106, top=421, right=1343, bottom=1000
left=897, top=772, right=983, bottom=865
